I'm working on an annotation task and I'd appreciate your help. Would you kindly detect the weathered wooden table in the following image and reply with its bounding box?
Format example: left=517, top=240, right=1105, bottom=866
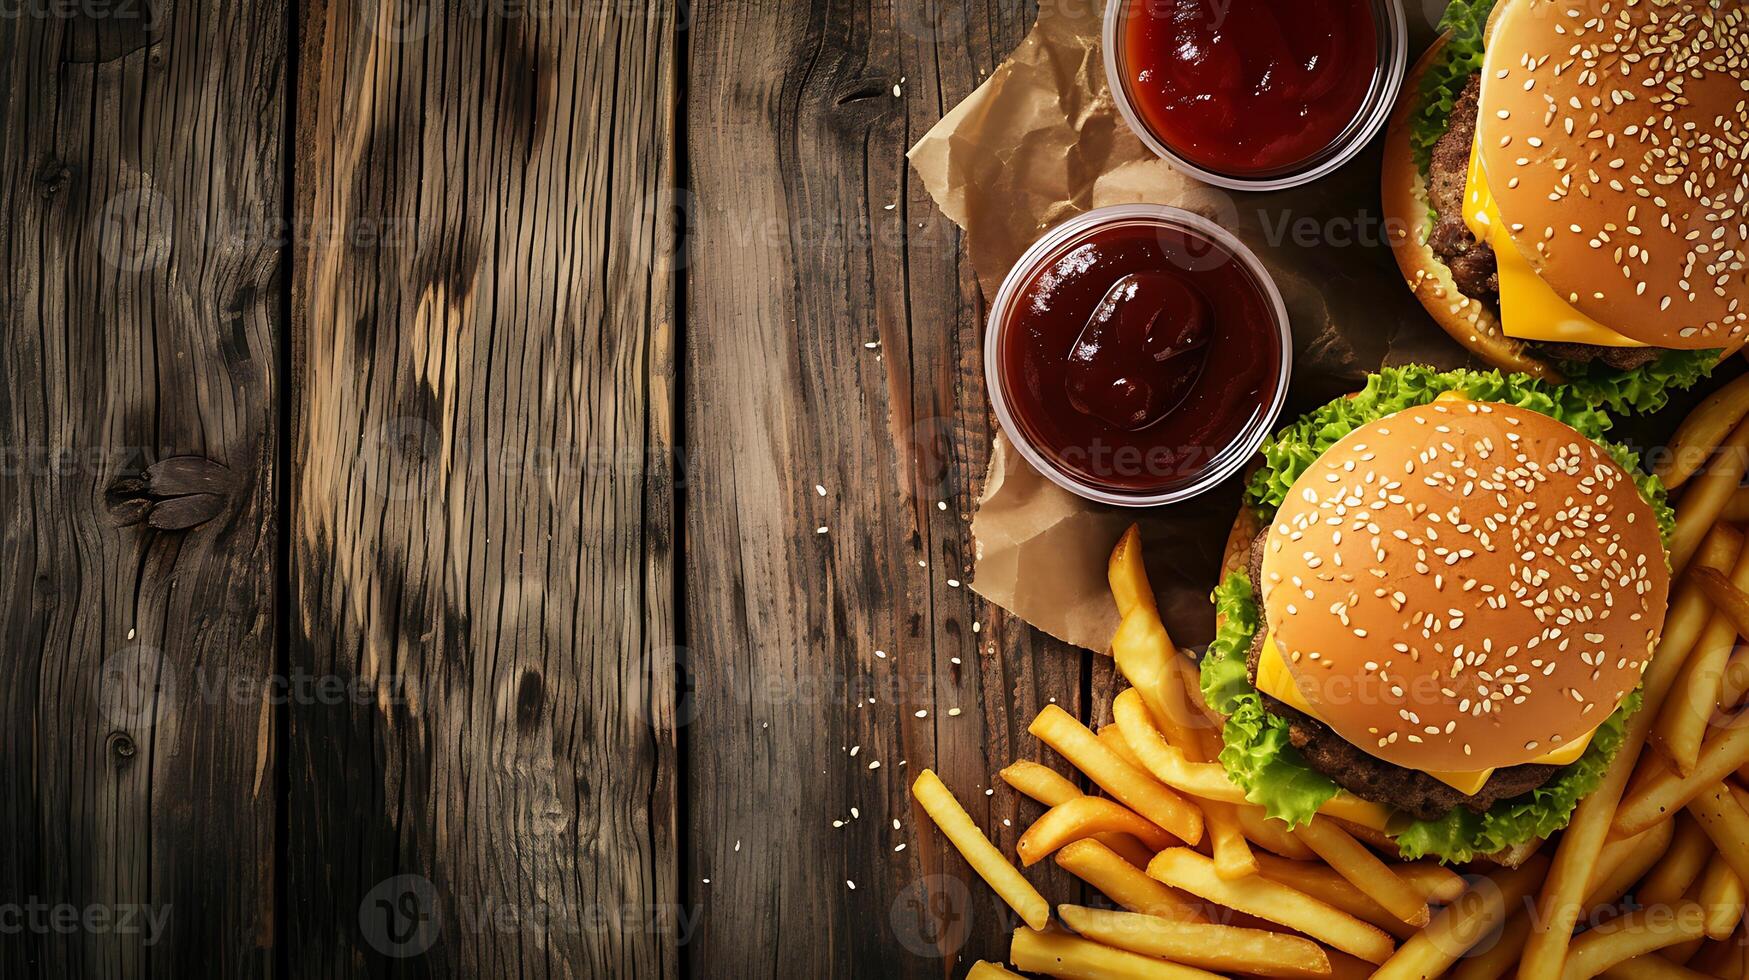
left=0, top=0, right=1131, bottom=975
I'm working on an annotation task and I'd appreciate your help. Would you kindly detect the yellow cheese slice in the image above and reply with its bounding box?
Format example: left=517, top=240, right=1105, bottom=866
left=1462, top=140, right=1646, bottom=348
left=1256, top=634, right=1596, bottom=794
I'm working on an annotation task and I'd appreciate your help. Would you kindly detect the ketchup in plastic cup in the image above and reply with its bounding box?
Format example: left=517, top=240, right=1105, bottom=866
left=1103, top=0, right=1407, bottom=190
left=986, top=206, right=1291, bottom=507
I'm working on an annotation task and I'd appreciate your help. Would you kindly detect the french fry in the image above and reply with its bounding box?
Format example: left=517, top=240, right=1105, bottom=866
left=1689, top=934, right=1749, bottom=980
left=1686, top=784, right=1749, bottom=886
left=1656, top=556, right=1749, bottom=776
left=1710, top=567, right=1749, bottom=706
left=1030, top=705, right=1204, bottom=845
left=1560, top=903, right=1708, bottom=980
left=1450, top=909, right=1533, bottom=980
left=1056, top=904, right=1332, bottom=979
left=1111, top=606, right=1210, bottom=751
left=1107, top=542, right=1248, bottom=889
left=1109, top=690, right=1255, bottom=879
left=1600, top=955, right=1715, bottom=979
left=1724, top=486, right=1749, bottom=523
left=1635, top=814, right=1714, bottom=911
left=1234, top=805, right=1317, bottom=861
left=1519, top=526, right=1745, bottom=979
left=1252, top=851, right=1420, bottom=940
left=1696, top=566, right=1749, bottom=639
left=1486, top=839, right=1546, bottom=871
left=1657, top=372, right=1749, bottom=491
left=1174, top=656, right=1226, bottom=735
left=1669, top=414, right=1749, bottom=573
left=1716, top=648, right=1749, bottom=708
left=1018, top=796, right=1178, bottom=866
left=1322, top=951, right=1382, bottom=980
left=1319, top=794, right=1402, bottom=835
left=911, top=769, right=1050, bottom=931
left=1659, top=564, right=1749, bottom=774
left=1009, top=927, right=1225, bottom=980
left=1098, top=724, right=1150, bottom=771
left=1201, top=802, right=1257, bottom=880
left=1054, top=839, right=1205, bottom=923
left=1147, top=848, right=1397, bottom=964
left=1293, top=815, right=1430, bottom=928
left=998, top=760, right=1159, bottom=869
left=1370, top=853, right=1551, bottom=980
left=1109, top=528, right=1220, bottom=749
left=1112, top=692, right=1249, bottom=802
left=1696, top=853, right=1744, bottom=940
left=1107, top=525, right=1158, bottom=618
left=966, top=961, right=1026, bottom=980
left=1659, top=880, right=1709, bottom=966
left=1088, top=833, right=1156, bottom=872
left=1000, top=760, right=1083, bottom=806
left=1327, top=815, right=1399, bottom=855
left=1616, top=720, right=1749, bottom=835
left=1583, top=820, right=1677, bottom=912
left=1396, top=862, right=1469, bottom=905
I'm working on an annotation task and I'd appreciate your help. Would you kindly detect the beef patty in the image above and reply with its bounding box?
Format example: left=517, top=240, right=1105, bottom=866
left=1424, top=74, right=1663, bottom=373
left=1243, top=533, right=1557, bottom=823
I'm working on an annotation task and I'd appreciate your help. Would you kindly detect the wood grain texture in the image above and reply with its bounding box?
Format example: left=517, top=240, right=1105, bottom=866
left=0, top=1, right=1137, bottom=974
left=288, top=0, right=681, bottom=975
left=0, top=1, right=285, bottom=976
left=682, top=0, right=1105, bottom=973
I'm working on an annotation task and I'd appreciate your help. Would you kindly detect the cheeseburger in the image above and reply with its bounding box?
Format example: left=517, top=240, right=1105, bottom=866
left=1203, top=367, right=1671, bottom=863
left=1380, top=0, right=1747, bottom=412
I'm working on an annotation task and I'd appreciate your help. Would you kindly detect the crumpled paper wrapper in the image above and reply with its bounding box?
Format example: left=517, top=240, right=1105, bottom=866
left=914, top=0, right=1466, bottom=652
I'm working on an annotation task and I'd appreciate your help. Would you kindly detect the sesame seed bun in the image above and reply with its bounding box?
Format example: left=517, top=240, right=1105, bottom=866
left=1382, top=37, right=1565, bottom=380
left=1258, top=399, right=1669, bottom=773
left=1475, top=0, right=1748, bottom=350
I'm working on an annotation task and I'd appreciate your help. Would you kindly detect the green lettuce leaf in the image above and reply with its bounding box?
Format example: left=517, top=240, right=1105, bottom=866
left=1410, top=0, right=1498, bottom=171
left=1210, top=365, right=1671, bottom=863
left=1203, top=572, right=1340, bottom=826
left=1556, top=348, right=1722, bottom=417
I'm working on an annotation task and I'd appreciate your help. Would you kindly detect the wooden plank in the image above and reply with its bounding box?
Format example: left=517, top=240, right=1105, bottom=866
left=681, top=1, right=1081, bottom=973
left=288, top=0, right=681, bottom=975
left=0, top=1, right=285, bottom=976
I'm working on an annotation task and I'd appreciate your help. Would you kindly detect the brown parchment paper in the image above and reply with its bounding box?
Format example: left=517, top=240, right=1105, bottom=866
left=914, top=0, right=1468, bottom=652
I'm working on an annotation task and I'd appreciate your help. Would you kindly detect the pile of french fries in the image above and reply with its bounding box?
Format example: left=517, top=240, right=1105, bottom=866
left=914, top=374, right=1749, bottom=978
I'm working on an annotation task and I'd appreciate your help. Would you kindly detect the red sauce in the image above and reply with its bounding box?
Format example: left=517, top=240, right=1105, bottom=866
left=998, top=221, right=1280, bottom=495
left=1121, top=0, right=1379, bottom=177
